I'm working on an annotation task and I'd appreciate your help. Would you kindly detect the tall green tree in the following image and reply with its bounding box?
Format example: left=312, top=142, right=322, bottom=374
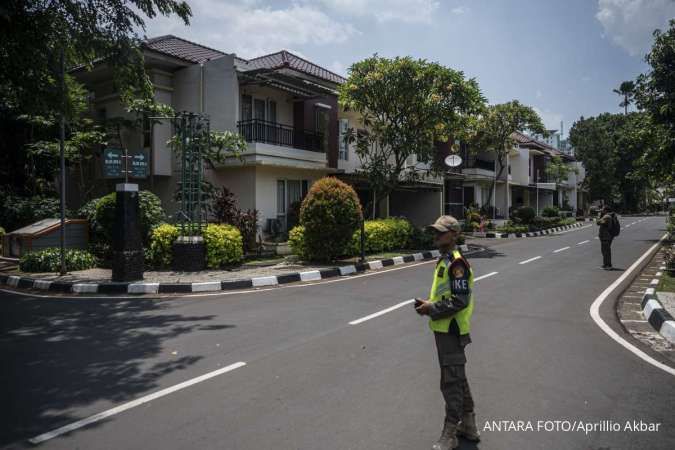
left=469, top=100, right=547, bottom=207
left=613, top=80, right=635, bottom=115
left=635, top=19, right=675, bottom=185
left=339, top=55, right=485, bottom=217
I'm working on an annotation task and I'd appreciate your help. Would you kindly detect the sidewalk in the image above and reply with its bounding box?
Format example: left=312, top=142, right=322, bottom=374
left=617, top=244, right=674, bottom=362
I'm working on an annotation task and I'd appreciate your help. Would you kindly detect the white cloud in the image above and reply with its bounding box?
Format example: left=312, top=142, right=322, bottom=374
left=329, top=60, right=348, bottom=76
left=595, top=0, right=675, bottom=56
left=311, top=0, right=440, bottom=24
left=143, top=0, right=358, bottom=58
left=451, top=6, right=468, bottom=15
left=535, top=89, right=542, bottom=99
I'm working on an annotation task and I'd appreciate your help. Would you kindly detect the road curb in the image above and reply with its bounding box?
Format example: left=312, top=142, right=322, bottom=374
left=0, top=245, right=475, bottom=296
left=479, top=221, right=587, bottom=239
left=640, top=276, right=675, bottom=345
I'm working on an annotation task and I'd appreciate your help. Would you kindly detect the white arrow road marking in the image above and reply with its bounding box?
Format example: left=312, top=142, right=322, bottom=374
left=519, top=256, right=542, bottom=265
left=29, top=362, right=247, bottom=444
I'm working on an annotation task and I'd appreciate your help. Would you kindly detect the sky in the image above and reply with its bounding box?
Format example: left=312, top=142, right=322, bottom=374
left=142, top=0, right=675, bottom=137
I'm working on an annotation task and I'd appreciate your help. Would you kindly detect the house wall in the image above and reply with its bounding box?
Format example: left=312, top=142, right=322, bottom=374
left=510, top=148, right=530, bottom=185
left=389, top=189, right=442, bottom=227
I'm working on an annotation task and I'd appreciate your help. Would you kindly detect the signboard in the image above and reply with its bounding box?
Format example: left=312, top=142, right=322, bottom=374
left=130, top=151, right=149, bottom=178
left=103, top=148, right=123, bottom=178
left=102, top=148, right=148, bottom=179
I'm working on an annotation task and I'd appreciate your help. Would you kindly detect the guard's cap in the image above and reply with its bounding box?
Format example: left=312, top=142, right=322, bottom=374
left=427, top=215, right=461, bottom=233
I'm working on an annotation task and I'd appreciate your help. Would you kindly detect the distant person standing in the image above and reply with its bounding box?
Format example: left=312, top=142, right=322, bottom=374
left=597, top=206, right=620, bottom=270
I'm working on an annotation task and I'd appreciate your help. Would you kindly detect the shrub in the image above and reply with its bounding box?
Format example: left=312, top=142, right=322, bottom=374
left=409, top=226, right=434, bottom=250
left=288, top=225, right=308, bottom=259
left=19, top=248, right=97, bottom=272
left=531, top=216, right=561, bottom=230
left=513, top=206, right=536, bottom=224
left=300, top=177, right=362, bottom=262
left=496, top=224, right=529, bottom=234
left=351, top=218, right=414, bottom=254
left=542, top=206, right=560, bottom=218
left=237, top=209, right=260, bottom=253
left=203, top=224, right=243, bottom=268
left=94, top=191, right=165, bottom=243
left=0, top=194, right=61, bottom=231
left=147, top=224, right=180, bottom=268
left=212, top=186, right=239, bottom=225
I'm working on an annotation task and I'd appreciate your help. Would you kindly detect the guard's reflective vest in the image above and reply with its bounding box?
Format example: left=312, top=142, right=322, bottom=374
left=428, top=249, right=474, bottom=334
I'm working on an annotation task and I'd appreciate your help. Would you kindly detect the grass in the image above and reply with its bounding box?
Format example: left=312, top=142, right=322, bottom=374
left=658, top=271, right=675, bottom=293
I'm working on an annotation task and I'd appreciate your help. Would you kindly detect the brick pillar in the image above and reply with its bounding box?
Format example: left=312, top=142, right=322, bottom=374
left=112, top=183, right=144, bottom=282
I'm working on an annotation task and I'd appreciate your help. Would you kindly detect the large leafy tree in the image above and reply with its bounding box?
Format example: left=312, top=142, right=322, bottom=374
left=339, top=55, right=485, bottom=217
left=634, top=19, right=675, bottom=185
left=569, top=112, right=661, bottom=211
left=0, top=0, right=191, bottom=198
left=469, top=100, right=547, bottom=207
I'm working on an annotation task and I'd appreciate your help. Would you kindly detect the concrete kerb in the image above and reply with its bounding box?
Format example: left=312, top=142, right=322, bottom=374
left=473, top=221, right=587, bottom=239
left=640, top=273, right=675, bottom=344
left=0, top=247, right=477, bottom=297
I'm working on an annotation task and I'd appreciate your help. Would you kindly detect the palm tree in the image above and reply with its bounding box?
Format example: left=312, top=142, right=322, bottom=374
left=613, top=81, right=635, bottom=115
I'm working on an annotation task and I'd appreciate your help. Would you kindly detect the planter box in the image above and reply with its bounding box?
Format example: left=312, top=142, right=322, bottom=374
left=262, top=241, right=292, bottom=256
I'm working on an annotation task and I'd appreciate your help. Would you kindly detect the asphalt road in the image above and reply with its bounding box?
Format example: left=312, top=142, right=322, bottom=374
left=1, top=216, right=673, bottom=450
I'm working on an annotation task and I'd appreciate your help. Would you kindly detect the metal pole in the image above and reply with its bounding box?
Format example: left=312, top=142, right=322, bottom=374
left=536, top=170, right=540, bottom=217
left=59, top=48, right=67, bottom=275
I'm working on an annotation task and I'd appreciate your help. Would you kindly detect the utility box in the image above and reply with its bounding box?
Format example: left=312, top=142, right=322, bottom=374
left=2, top=219, right=89, bottom=258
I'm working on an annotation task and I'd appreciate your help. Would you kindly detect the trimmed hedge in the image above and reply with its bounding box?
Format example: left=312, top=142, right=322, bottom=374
left=93, top=191, right=165, bottom=243
left=19, top=248, right=97, bottom=273
left=203, top=224, right=243, bottom=268
left=299, top=177, right=362, bottom=262
left=350, top=218, right=414, bottom=254
left=288, top=225, right=308, bottom=260
left=147, top=223, right=180, bottom=268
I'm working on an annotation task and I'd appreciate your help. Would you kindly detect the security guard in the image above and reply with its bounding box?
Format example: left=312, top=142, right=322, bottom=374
left=415, top=215, right=479, bottom=450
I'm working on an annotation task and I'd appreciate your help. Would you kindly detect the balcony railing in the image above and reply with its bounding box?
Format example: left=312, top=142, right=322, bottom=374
left=237, top=119, right=325, bottom=153
left=469, top=158, right=496, bottom=172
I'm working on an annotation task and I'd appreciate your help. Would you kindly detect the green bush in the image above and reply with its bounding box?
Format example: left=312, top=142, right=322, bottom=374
left=0, top=194, right=61, bottom=231
left=147, top=223, right=180, bottom=268
left=409, top=226, right=434, bottom=250
left=542, top=206, right=560, bottom=218
left=300, top=177, right=362, bottom=262
left=513, top=206, right=536, bottom=224
left=288, top=225, right=308, bottom=259
left=19, top=248, right=97, bottom=272
left=352, top=218, right=414, bottom=254
left=94, top=191, right=165, bottom=243
left=496, top=225, right=529, bottom=234
left=203, top=224, right=243, bottom=268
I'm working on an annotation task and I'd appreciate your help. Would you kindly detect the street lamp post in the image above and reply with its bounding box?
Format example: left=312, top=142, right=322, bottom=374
left=58, top=48, right=67, bottom=276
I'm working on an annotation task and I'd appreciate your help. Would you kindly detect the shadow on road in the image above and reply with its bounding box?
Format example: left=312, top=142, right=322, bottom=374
left=465, top=247, right=506, bottom=260
left=0, top=294, right=234, bottom=447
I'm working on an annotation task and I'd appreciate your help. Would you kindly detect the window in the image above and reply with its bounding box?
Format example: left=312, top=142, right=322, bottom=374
left=142, top=114, right=152, bottom=149
left=254, top=99, right=266, bottom=121
left=277, top=180, right=286, bottom=215
left=528, top=157, right=532, bottom=177
left=338, top=119, right=349, bottom=160
left=241, top=95, right=252, bottom=121
left=315, top=106, right=329, bottom=152
left=268, top=100, right=277, bottom=123
left=301, top=180, right=309, bottom=198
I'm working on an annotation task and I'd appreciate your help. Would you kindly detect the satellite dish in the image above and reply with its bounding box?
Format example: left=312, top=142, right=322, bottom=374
left=444, top=154, right=462, bottom=168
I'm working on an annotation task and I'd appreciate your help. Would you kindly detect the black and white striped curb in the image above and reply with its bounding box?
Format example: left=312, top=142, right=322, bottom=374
left=478, top=221, right=587, bottom=239
left=0, top=247, right=469, bottom=296
left=641, top=269, right=675, bottom=344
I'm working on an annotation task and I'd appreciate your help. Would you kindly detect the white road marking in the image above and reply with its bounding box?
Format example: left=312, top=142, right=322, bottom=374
left=655, top=272, right=663, bottom=277
left=650, top=279, right=659, bottom=286
left=349, top=299, right=416, bottom=325
left=350, top=272, right=497, bottom=325
left=577, top=240, right=590, bottom=245
left=474, top=271, right=499, bottom=281
left=28, top=361, right=247, bottom=444
left=519, top=256, right=542, bottom=265
left=553, top=246, right=570, bottom=253
left=589, top=233, right=674, bottom=377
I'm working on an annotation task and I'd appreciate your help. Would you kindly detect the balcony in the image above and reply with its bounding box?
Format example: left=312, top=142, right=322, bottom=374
left=461, top=158, right=496, bottom=180
left=237, top=119, right=325, bottom=153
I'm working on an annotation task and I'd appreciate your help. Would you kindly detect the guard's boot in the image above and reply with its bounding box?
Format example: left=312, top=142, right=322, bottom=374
left=457, top=412, right=481, bottom=442
left=431, top=421, right=458, bottom=450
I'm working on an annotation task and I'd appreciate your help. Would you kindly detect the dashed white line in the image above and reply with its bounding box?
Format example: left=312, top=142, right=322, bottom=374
left=519, top=256, right=542, bottom=265
left=349, top=300, right=416, bottom=325
left=553, top=246, right=570, bottom=253
left=474, top=271, right=499, bottom=281
left=577, top=240, right=590, bottom=245
left=28, top=361, right=247, bottom=444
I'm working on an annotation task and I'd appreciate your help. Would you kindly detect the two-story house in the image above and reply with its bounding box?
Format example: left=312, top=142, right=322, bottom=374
left=75, top=35, right=344, bottom=234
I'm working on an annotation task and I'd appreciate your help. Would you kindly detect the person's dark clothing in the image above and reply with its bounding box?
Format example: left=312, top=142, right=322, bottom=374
left=597, top=213, right=614, bottom=267
left=434, top=331, right=474, bottom=424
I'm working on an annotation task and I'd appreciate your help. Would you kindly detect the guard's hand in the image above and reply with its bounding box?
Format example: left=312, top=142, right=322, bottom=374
left=415, top=299, right=433, bottom=316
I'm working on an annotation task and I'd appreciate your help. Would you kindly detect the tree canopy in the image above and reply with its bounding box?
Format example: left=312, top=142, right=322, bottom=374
left=339, top=55, right=485, bottom=214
